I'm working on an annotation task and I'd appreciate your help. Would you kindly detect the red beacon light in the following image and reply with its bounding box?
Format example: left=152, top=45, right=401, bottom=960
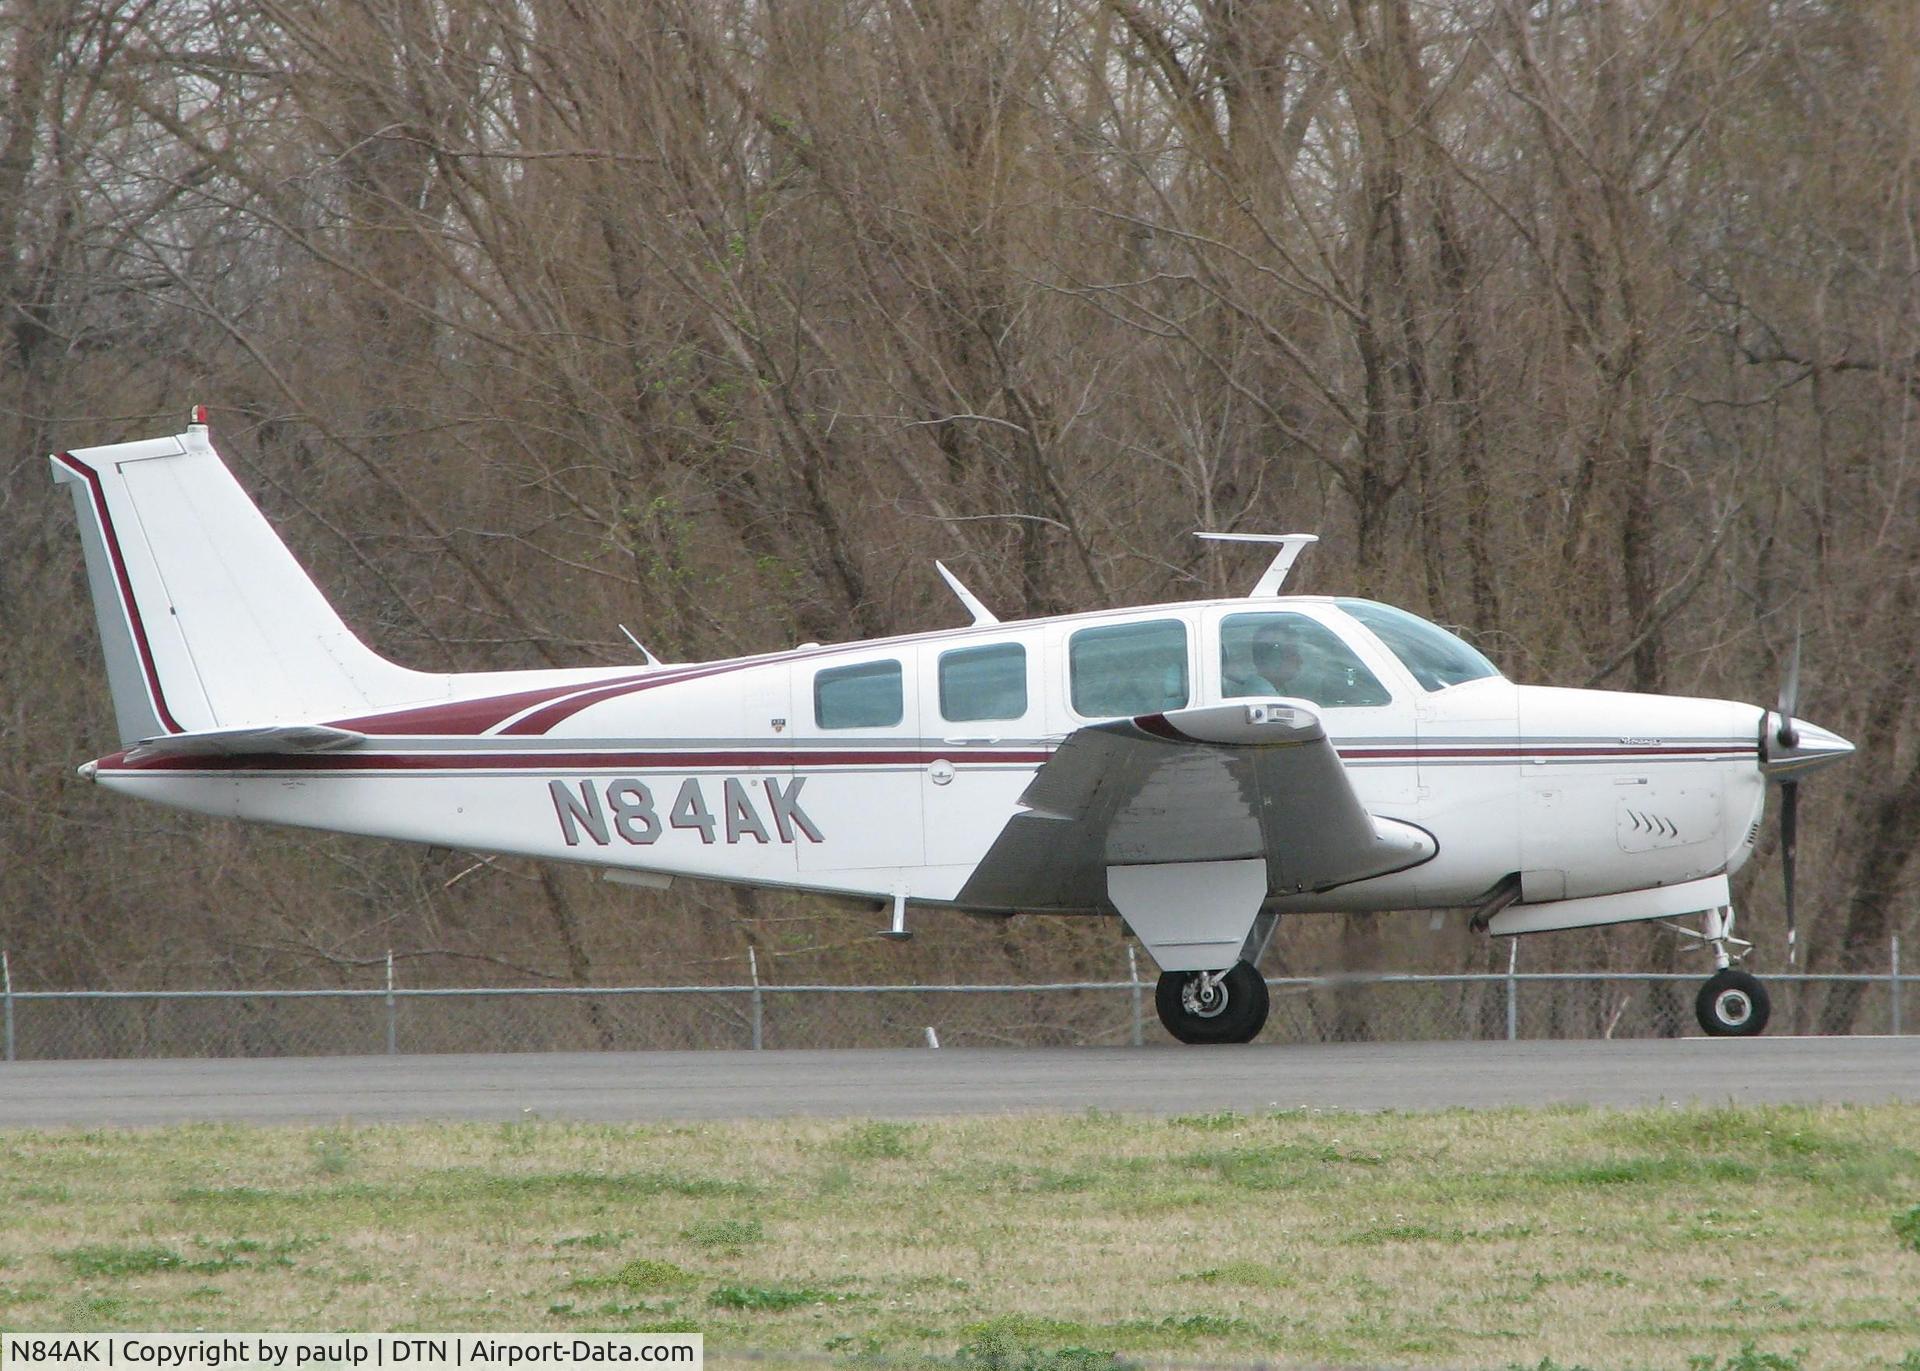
left=189, top=404, right=209, bottom=428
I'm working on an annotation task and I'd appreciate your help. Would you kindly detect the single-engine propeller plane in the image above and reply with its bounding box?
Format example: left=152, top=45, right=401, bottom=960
left=52, top=413, right=1854, bottom=1043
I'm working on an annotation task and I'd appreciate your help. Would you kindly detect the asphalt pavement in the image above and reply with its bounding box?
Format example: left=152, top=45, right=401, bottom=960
left=1, top=1036, right=1914, bottom=1128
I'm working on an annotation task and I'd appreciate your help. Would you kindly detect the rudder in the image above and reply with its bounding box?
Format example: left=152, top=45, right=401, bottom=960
left=52, top=413, right=438, bottom=745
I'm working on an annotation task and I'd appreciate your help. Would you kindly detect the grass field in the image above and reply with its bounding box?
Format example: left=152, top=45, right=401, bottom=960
left=1, top=1105, right=1917, bottom=1370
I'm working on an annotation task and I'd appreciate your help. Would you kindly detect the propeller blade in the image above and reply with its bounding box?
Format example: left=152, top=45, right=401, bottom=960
left=1780, top=779, right=1799, bottom=965
left=1776, top=618, right=1802, bottom=750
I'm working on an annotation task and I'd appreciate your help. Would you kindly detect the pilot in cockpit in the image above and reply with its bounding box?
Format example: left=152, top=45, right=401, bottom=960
left=1224, top=626, right=1303, bottom=698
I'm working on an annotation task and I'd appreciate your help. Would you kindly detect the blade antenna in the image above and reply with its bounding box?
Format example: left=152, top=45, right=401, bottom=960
left=935, top=561, right=999, bottom=626
left=618, top=624, right=662, bottom=667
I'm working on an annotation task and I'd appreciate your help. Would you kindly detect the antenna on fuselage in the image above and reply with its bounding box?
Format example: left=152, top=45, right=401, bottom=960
left=1194, top=532, right=1320, bottom=596
left=934, top=560, right=1000, bottom=626
left=618, top=624, right=663, bottom=667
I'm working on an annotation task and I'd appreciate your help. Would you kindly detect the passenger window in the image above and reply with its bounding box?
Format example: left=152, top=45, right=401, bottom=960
left=1070, top=619, right=1189, bottom=718
left=1220, top=612, right=1391, bottom=708
left=814, top=660, right=903, bottom=728
left=940, top=643, right=1027, bottom=722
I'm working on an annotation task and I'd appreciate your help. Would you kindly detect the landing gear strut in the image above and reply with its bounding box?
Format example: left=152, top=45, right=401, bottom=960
left=1155, top=962, right=1269, bottom=1044
left=1687, top=906, right=1771, bottom=1037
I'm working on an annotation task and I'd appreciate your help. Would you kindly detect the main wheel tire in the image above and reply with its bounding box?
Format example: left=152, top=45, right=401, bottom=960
left=1155, top=963, right=1270, bottom=1045
left=1696, top=967, right=1771, bottom=1037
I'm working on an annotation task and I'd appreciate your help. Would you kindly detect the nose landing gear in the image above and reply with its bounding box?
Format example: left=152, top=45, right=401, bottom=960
left=1686, top=906, right=1772, bottom=1037
left=1155, top=962, right=1270, bottom=1044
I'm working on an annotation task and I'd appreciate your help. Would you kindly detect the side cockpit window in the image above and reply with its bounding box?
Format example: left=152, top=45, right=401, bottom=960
left=940, top=643, right=1027, bottom=722
left=1070, top=619, right=1188, bottom=718
left=815, top=660, right=903, bottom=728
left=1220, top=612, right=1391, bottom=707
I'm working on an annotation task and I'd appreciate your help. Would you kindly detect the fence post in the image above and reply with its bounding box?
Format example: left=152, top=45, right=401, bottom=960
left=385, top=950, right=397, bottom=1056
left=748, top=946, right=764, bottom=1051
left=1893, top=934, right=1902, bottom=1038
left=1127, top=945, right=1144, bottom=1048
left=3, top=949, right=13, bottom=1063
left=1505, top=939, right=1518, bottom=1042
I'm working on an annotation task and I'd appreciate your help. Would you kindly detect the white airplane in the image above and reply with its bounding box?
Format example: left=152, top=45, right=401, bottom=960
left=51, top=412, right=1854, bottom=1044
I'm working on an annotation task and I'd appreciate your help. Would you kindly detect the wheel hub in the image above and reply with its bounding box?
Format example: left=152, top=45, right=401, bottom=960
left=1181, top=971, right=1230, bottom=1019
left=1714, top=988, right=1752, bottom=1027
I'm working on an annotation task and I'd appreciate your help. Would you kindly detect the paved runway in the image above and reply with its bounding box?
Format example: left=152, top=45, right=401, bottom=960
left=0, top=1037, right=1913, bottom=1128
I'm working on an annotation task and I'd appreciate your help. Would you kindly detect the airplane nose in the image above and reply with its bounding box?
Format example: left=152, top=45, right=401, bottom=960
left=1760, top=712, right=1855, bottom=779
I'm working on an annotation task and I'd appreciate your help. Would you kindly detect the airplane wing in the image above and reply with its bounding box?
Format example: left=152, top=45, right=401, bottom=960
left=956, top=700, right=1433, bottom=912
left=122, top=724, right=366, bottom=761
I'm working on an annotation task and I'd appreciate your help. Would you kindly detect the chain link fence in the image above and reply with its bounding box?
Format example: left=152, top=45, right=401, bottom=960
left=1, top=942, right=1909, bottom=1060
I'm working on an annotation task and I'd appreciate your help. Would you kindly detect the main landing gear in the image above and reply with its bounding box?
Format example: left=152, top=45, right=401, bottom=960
left=1155, top=962, right=1269, bottom=1044
left=1688, top=905, right=1771, bottom=1037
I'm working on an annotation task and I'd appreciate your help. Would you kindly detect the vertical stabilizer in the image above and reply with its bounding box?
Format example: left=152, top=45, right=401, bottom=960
left=52, top=416, right=439, bottom=745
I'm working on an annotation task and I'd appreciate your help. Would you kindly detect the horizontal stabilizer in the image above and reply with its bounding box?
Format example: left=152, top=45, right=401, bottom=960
left=124, top=724, right=366, bottom=761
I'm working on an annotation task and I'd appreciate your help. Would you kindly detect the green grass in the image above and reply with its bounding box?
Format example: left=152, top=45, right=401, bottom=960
left=1895, top=1206, right=1920, bottom=1254
left=707, top=1283, right=849, bottom=1311
left=0, top=1105, right=1917, bottom=1369
left=682, top=1219, right=764, bottom=1252
left=570, top=1258, right=700, bottom=1293
left=55, top=1246, right=185, bottom=1278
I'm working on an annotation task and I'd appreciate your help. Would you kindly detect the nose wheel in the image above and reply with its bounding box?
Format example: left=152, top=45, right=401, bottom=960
left=1696, top=967, right=1770, bottom=1036
left=1154, top=962, right=1270, bottom=1044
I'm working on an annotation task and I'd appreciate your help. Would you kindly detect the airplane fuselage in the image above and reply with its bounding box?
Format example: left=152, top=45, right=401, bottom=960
left=88, top=595, right=1772, bottom=918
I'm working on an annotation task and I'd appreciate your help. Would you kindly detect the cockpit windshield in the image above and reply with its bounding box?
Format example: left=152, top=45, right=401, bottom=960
left=1336, top=599, right=1500, bottom=691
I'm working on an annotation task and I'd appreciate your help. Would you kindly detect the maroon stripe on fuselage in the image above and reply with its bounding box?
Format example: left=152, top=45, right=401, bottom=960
left=92, top=740, right=1755, bottom=776
left=1338, top=744, right=1755, bottom=760
left=52, top=451, right=186, bottom=735
left=498, top=660, right=761, bottom=736
left=332, top=676, right=656, bottom=735
left=98, top=748, right=1055, bottom=774
left=332, top=649, right=825, bottom=737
